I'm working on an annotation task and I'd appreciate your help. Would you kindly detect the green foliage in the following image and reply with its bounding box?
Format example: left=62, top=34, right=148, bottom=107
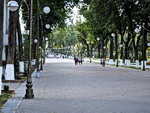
left=22, top=34, right=29, bottom=61
left=0, top=91, right=14, bottom=108
left=21, top=0, right=150, bottom=60
left=49, top=27, right=78, bottom=49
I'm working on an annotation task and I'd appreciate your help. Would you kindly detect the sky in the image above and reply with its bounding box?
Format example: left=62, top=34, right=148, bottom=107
left=65, top=6, right=85, bottom=26
left=20, top=5, right=85, bottom=33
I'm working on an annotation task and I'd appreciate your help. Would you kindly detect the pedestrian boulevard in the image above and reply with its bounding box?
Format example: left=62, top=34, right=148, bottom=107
left=1, top=58, right=150, bottom=113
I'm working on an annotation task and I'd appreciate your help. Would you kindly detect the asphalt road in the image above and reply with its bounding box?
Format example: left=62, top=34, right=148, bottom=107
left=16, top=58, right=150, bottom=113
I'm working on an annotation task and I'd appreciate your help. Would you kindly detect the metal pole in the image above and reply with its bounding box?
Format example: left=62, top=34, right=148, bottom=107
left=90, top=45, right=92, bottom=63
left=25, top=0, right=34, bottom=99
left=40, top=48, right=43, bottom=70
left=98, top=40, right=101, bottom=64
left=142, top=25, right=146, bottom=71
left=36, top=0, right=40, bottom=71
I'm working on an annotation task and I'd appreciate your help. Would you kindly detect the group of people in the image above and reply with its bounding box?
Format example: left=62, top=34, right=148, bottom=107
left=74, top=57, right=83, bottom=65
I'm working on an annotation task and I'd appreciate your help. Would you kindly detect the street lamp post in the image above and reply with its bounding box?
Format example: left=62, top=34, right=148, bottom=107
left=134, top=25, right=145, bottom=71
left=25, top=0, right=34, bottom=99
left=35, top=4, right=50, bottom=75
left=103, top=46, right=106, bottom=67
left=97, top=37, right=100, bottom=64
left=40, top=46, right=43, bottom=70
left=111, top=33, right=118, bottom=67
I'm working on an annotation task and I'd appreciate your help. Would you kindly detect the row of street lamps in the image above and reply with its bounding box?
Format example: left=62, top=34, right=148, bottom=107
left=7, top=0, right=50, bottom=99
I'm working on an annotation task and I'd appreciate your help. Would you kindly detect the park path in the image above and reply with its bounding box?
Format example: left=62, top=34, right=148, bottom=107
left=15, top=58, right=150, bottom=113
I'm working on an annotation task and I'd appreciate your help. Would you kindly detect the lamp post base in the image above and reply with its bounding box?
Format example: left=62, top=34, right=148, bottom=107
left=25, top=82, right=34, bottom=99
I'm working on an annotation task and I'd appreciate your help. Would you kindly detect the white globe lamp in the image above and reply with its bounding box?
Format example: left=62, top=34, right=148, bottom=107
left=45, top=24, right=50, bottom=29
left=34, top=39, right=38, bottom=43
left=97, top=37, right=100, bottom=41
left=7, top=1, right=19, bottom=11
left=45, top=37, right=48, bottom=41
left=43, top=6, right=50, bottom=14
left=111, top=33, right=115, bottom=38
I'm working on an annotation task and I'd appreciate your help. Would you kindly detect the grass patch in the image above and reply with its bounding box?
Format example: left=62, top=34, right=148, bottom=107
left=109, top=64, right=141, bottom=70
left=0, top=90, right=15, bottom=108
left=16, top=76, right=27, bottom=81
left=19, top=76, right=27, bottom=81
left=120, top=66, right=141, bottom=70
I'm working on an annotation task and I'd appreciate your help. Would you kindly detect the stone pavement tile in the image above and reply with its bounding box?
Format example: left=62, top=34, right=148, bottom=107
left=1, top=83, right=26, bottom=113
left=14, top=58, right=150, bottom=113
left=0, top=71, right=36, bottom=113
left=2, top=83, right=24, bottom=93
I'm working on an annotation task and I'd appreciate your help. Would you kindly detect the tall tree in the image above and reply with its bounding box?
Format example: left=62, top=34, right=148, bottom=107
left=0, top=0, right=4, bottom=95
left=0, top=0, right=4, bottom=67
left=5, top=4, right=18, bottom=80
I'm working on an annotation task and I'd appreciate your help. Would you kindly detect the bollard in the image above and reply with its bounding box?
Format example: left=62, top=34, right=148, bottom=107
left=36, top=69, right=41, bottom=78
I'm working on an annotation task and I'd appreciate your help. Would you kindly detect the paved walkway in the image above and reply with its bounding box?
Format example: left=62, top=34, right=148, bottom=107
left=1, top=58, right=150, bottom=113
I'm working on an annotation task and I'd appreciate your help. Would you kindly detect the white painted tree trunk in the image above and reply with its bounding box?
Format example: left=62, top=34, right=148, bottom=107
left=119, top=59, right=124, bottom=66
left=127, top=59, right=131, bottom=67
left=0, top=66, right=2, bottom=95
left=31, top=59, right=36, bottom=66
left=2, top=46, right=6, bottom=61
left=141, top=60, right=147, bottom=69
left=125, top=59, right=130, bottom=66
left=109, top=59, right=114, bottom=65
left=135, top=60, right=140, bottom=68
left=5, top=64, right=15, bottom=80
left=19, top=61, right=24, bottom=73
left=125, top=59, right=127, bottom=66
left=115, top=59, right=117, bottom=65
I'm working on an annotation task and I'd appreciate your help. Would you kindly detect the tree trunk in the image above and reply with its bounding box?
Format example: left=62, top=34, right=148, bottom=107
left=7, top=11, right=17, bottom=64
left=97, top=43, right=100, bottom=58
left=0, top=0, right=4, bottom=66
left=101, top=38, right=105, bottom=58
left=5, top=8, right=17, bottom=80
left=87, top=44, right=90, bottom=57
left=109, top=37, right=114, bottom=59
left=124, top=44, right=128, bottom=59
left=0, top=0, right=4, bottom=94
left=124, top=33, right=132, bottom=59
left=134, top=47, right=138, bottom=60
left=17, top=11, right=23, bottom=61
left=115, top=33, right=118, bottom=67
left=120, top=35, right=124, bottom=59
left=142, top=26, right=148, bottom=60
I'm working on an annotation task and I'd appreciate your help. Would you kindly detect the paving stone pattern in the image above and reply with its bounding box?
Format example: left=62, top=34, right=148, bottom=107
left=2, top=58, right=150, bottom=113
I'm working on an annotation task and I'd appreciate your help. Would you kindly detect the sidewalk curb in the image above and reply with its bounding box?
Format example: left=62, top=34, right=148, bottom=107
left=0, top=70, right=36, bottom=113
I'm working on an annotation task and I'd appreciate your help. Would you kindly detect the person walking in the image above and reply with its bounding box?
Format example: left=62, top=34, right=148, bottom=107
left=78, top=57, right=83, bottom=65
left=102, top=58, right=105, bottom=67
left=74, top=57, right=78, bottom=65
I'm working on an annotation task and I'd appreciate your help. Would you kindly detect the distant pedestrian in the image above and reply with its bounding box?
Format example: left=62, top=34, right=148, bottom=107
left=78, top=57, right=82, bottom=65
left=102, top=58, right=105, bottom=67
left=80, top=58, right=83, bottom=65
left=74, top=58, right=78, bottom=65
